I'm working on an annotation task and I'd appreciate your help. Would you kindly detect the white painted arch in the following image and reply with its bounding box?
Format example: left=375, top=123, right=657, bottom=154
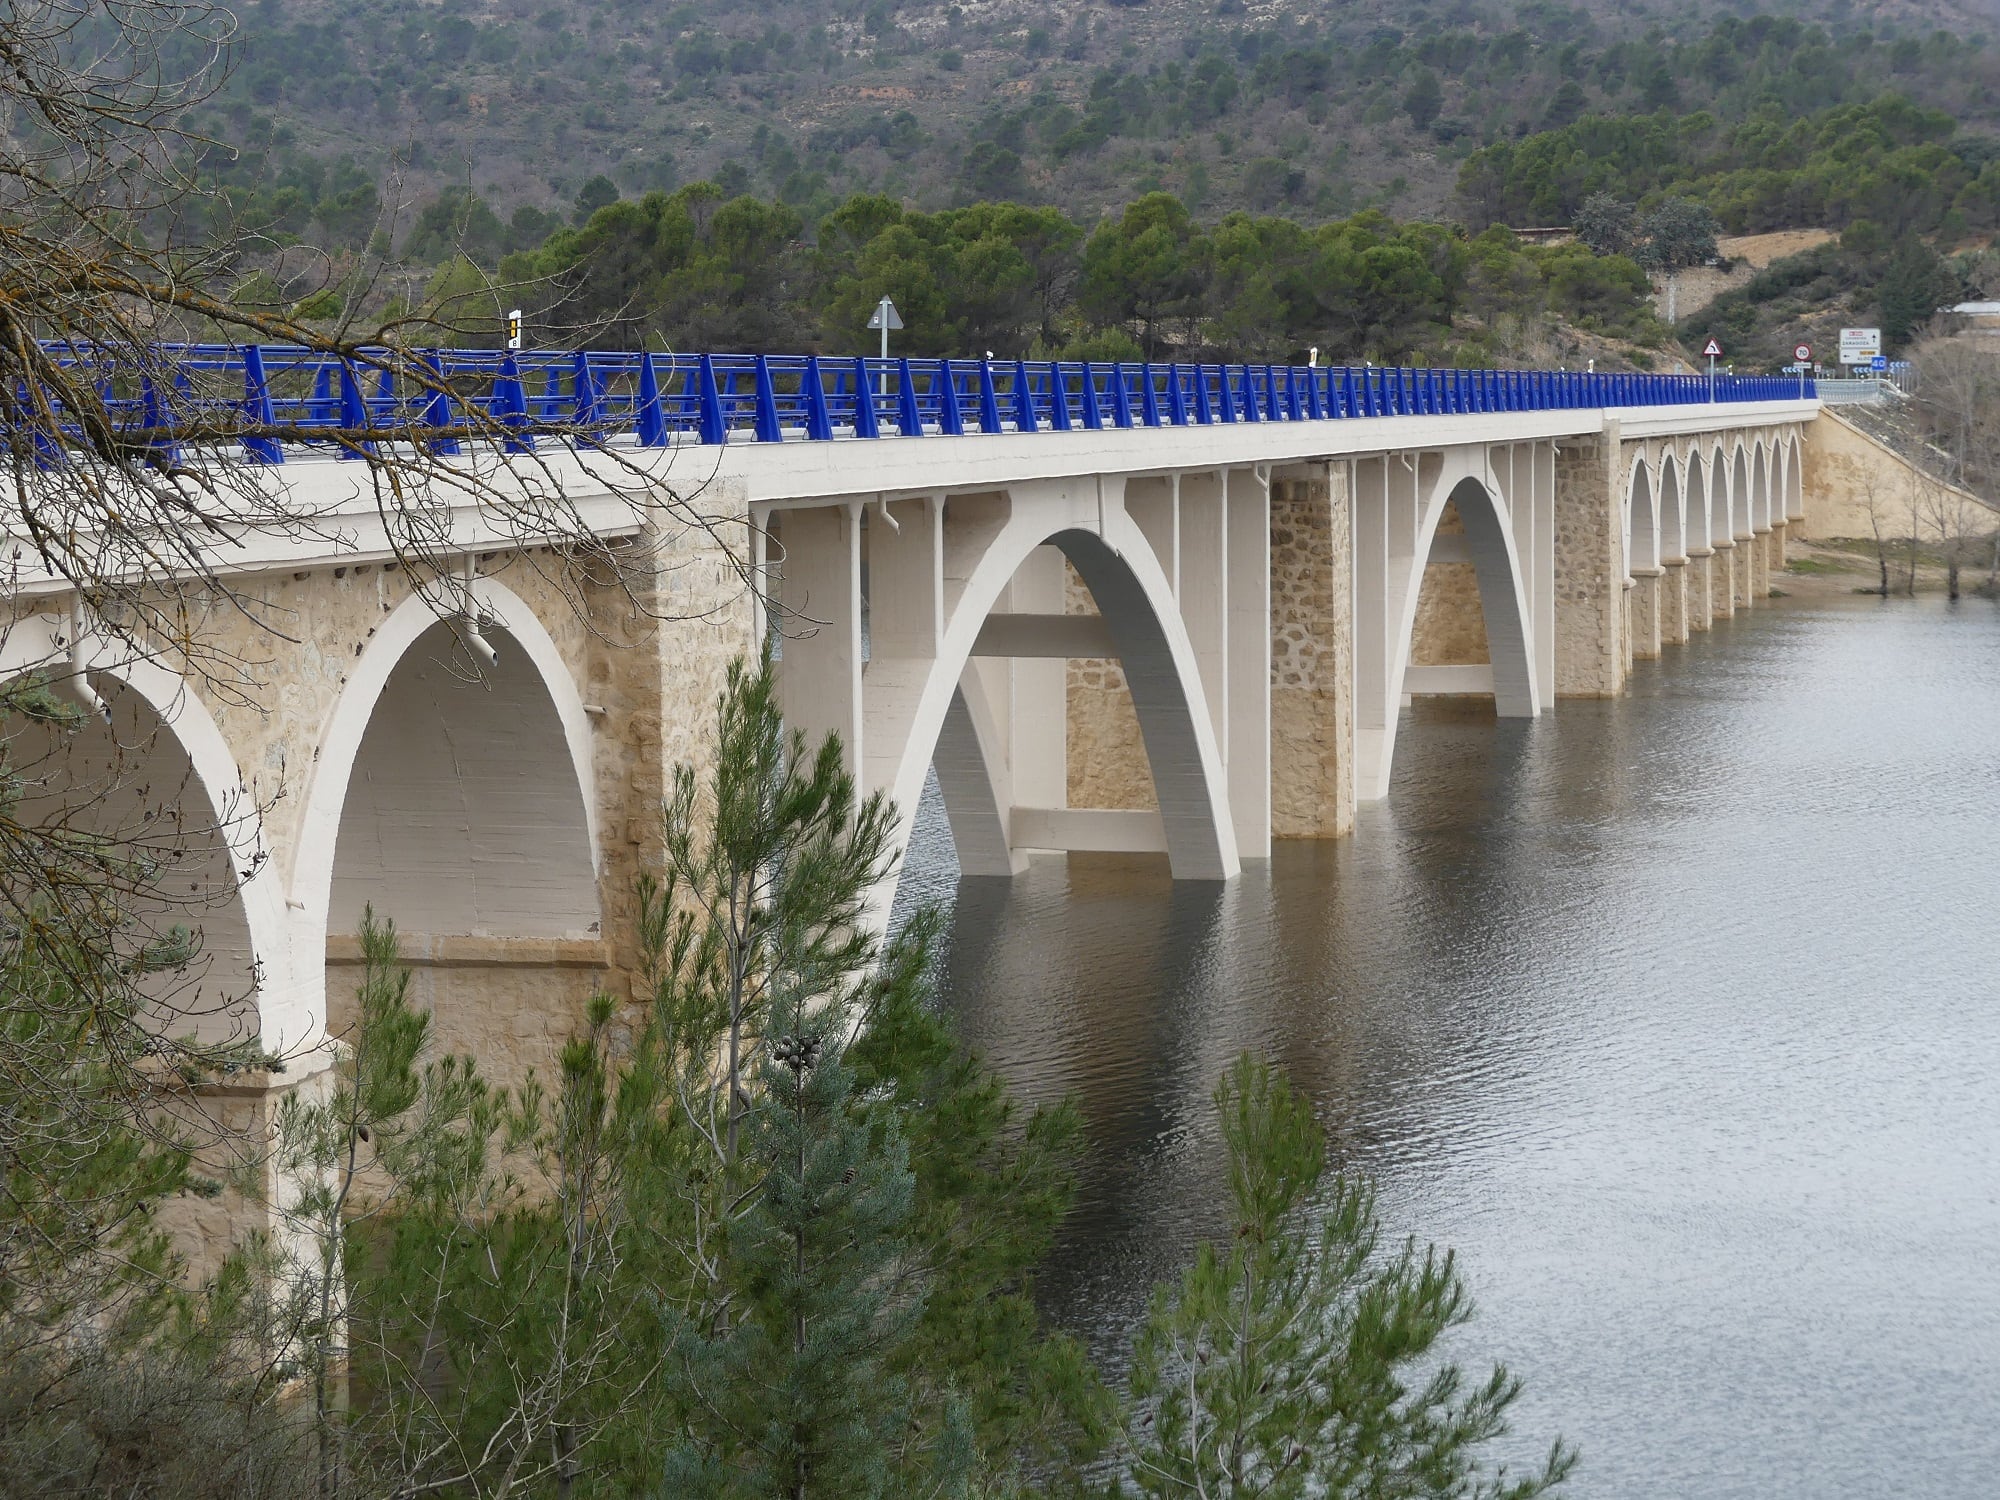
left=863, top=484, right=1238, bottom=915
left=1357, top=450, right=1540, bottom=801
left=0, top=613, right=294, bottom=1046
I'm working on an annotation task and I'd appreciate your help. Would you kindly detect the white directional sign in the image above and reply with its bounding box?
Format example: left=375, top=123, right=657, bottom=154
left=1839, top=327, right=1881, bottom=366
left=1702, top=337, right=1723, bottom=358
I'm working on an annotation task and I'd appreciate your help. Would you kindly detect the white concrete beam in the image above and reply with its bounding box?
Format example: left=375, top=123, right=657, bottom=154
left=970, top=613, right=1118, bottom=658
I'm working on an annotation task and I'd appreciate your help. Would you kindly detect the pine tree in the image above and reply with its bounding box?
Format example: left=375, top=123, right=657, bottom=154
left=1119, top=1055, right=1575, bottom=1500
left=1878, top=237, right=1962, bottom=350
left=644, top=648, right=1097, bottom=1496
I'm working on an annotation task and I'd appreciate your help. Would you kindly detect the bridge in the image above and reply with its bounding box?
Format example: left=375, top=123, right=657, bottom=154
left=4, top=347, right=1812, bottom=1250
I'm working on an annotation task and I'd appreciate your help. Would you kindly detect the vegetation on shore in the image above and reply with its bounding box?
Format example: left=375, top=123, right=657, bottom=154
left=1, top=657, right=1575, bottom=1497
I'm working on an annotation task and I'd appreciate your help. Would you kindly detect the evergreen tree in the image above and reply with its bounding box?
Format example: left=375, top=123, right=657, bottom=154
left=1635, top=197, right=1720, bottom=272
left=1117, top=1055, right=1574, bottom=1500
left=1878, top=236, right=1962, bottom=349
left=1571, top=192, right=1637, bottom=257
left=640, top=648, right=1099, bottom=1495
left=1404, top=68, right=1445, bottom=131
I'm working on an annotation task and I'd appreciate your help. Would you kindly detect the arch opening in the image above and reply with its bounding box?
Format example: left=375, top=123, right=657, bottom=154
left=1363, top=471, right=1537, bottom=800
left=326, top=619, right=598, bottom=943
left=2, top=658, right=264, bottom=1045
left=846, top=487, right=1237, bottom=916
left=313, top=597, right=602, bottom=1070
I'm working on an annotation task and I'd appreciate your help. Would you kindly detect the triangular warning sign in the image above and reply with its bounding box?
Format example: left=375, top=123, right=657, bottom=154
left=1702, top=338, right=1723, bottom=358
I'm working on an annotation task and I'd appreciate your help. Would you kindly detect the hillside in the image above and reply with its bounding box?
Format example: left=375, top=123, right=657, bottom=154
left=197, top=1, right=2000, bottom=258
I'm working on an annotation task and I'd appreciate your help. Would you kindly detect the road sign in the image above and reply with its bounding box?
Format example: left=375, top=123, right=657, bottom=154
left=507, top=309, right=523, bottom=350
left=1840, top=327, right=1881, bottom=366
left=1871, top=354, right=1889, bottom=372
left=1794, top=343, right=1812, bottom=362
left=1702, top=337, right=1723, bottom=358
left=866, top=297, right=904, bottom=332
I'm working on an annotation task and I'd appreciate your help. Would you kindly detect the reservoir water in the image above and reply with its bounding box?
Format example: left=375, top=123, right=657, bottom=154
left=896, top=595, right=2000, bottom=1498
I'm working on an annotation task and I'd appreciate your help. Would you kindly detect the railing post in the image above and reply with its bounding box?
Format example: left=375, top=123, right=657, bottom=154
left=1167, top=364, right=1190, bottom=425
left=573, top=351, right=606, bottom=444
left=694, top=354, right=728, bottom=444
left=1043, top=362, right=1072, bottom=432
left=635, top=353, right=668, bottom=445
left=849, top=356, right=880, bottom=438
left=240, top=345, right=283, bottom=464
left=936, top=359, right=964, bottom=436
left=1137, top=362, right=1160, bottom=426
left=1078, top=361, right=1104, bottom=430
left=1010, top=359, right=1038, bottom=433
left=494, top=353, right=534, bottom=452
left=1108, top=362, right=1134, bottom=428
left=895, top=358, right=923, bottom=437
left=418, top=351, right=461, bottom=456
left=1194, top=364, right=1216, bottom=423
left=754, top=355, right=784, bottom=442
left=797, top=356, right=831, bottom=441
left=336, top=360, right=374, bottom=459
left=975, top=359, right=1002, bottom=434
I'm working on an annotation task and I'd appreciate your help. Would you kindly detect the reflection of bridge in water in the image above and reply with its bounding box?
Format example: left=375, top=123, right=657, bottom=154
left=4, top=346, right=1814, bottom=1259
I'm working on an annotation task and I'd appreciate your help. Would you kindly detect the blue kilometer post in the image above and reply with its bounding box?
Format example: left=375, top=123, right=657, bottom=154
left=16, top=344, right=1813, bottom=464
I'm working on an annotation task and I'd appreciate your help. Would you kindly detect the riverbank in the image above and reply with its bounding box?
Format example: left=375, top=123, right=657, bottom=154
left=1779, top=535, right=2000, bottom=600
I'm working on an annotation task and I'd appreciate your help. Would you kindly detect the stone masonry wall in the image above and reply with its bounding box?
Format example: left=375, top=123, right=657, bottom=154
left=1065, top=561, right=1158, bottom=809
left=1269, top=463, right=1354, bottom=839
left=1409, top=500, right=1490, bottom=667
left=1555, top=433, right=1626, bottom=697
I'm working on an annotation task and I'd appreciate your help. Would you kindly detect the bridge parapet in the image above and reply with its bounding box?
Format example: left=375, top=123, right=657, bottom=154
left=14, top=342, right=1814, bottom=464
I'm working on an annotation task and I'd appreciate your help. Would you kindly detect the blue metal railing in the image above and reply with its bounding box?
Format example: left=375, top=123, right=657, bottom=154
left=13, top=344, right=1816, bottom=465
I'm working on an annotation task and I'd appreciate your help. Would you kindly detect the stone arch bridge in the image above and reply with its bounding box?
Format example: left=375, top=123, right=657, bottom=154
left=3, top=351, right=1811, bottom=1254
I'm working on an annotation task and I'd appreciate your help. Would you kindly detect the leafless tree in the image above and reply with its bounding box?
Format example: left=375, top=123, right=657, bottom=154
left=0, top=0, right=744, bottom=1474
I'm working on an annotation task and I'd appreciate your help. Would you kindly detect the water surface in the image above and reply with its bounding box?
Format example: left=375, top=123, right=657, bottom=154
left=898, top=596, right=2000, bottom=1498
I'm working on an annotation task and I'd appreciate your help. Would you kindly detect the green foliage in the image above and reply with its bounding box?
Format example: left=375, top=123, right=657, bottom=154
left=1462, top=94, right=1980, bottom=239
left=1635, top=197, right=1721, bottom=272
left=192, top=4, right=2000, bottom=277
left=1877, top=236, right=1964, bottom=349
left=1115, top=1055, right=1575, bottom=1500
left=490, top=175, right=1656, bottom=366
left=1571, top=192, right=1636, bottom=256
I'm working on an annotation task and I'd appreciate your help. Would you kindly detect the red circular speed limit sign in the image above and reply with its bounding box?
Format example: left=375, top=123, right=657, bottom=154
left=1794, top=343, right=1812, bottom=362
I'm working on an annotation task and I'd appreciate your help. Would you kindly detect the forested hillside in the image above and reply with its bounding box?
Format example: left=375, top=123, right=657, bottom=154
left=167, top=0, right=2000, bottom=372
left=197, top=3, right=2000, bottom=253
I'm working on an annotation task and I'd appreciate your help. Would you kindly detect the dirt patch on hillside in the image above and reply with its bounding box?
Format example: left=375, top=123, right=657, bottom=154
left=1656, top=228, right=1838, bottom=322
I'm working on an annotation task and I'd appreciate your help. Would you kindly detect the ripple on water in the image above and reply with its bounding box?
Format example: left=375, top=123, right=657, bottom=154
left=896, top=597, right=2000, bottom=1498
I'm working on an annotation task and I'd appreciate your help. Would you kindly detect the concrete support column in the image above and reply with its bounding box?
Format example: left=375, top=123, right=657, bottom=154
left=1179, top=471, right=1228, bottom=740
left=1685, top=549, right=1714, bottom=630
left=1630, top=567, right=1664, bottom=660
left=1533, top=442, right=1557, bottom=709
left=1712, top=540, right=1738, bottom=619
left=1226, top=470, right=1271, bottom=859
left=1733, top=531, right=1757, bottom=609
left=1269, top=462, right=1354, bottom=840
left=1353, top=454, right=1421, bottom=798
left=1660, top=558, right=1690, bottom=645
left=1554, top=430, right=1626, bottom=697
left=1007, top=544, right=1068, bottom=813
left=1751, top=527, right=1773, bottom=599
left=777, top=502, right=863, bottom=774
left=1769, top=521, right=1789, bottom=573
